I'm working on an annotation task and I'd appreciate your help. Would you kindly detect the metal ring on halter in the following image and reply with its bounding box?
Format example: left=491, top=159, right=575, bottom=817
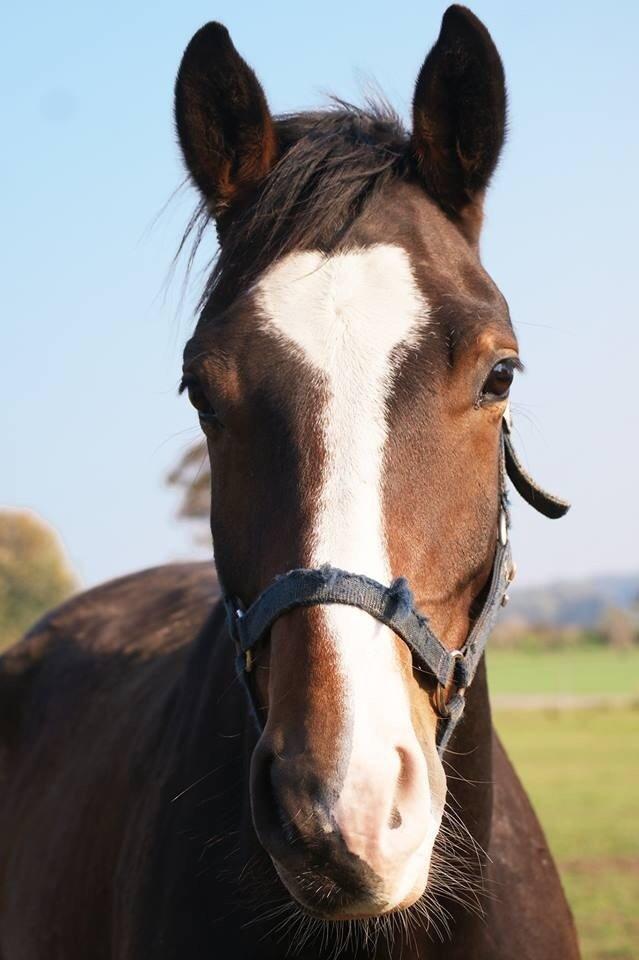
left=499, top=509, right=509, bottom=546
left=433, top=650, right=466, bottom=719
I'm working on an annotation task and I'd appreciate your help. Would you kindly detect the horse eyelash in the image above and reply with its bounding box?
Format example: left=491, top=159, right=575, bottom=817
left=178, top=374, right=194, bottom=395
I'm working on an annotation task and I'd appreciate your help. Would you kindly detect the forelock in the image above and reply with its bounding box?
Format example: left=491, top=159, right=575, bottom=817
left=185, top=99, right=409, bottom=314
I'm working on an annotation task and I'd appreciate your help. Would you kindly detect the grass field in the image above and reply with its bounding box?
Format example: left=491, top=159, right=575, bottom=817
left=489, top=648, right=638, bottom=960
left=487, top=646, right=639, bottom=698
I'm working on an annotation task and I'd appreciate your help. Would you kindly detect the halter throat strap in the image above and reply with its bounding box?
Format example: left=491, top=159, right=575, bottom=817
left=503, top=406, right=570, bottom=519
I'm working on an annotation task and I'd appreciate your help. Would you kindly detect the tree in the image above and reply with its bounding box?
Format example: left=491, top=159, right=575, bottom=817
left=0, top=509, right=78, bottom=652
left=599, top=606, right=636, bottom=651
left=167, top=441, right=211, bottom=528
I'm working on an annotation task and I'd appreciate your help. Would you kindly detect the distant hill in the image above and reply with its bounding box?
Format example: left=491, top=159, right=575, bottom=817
left=500, top=573, right=639, bottom=628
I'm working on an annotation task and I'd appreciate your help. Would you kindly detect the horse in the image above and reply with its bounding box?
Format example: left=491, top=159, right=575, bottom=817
left=0, top=7, right=581, bottom=958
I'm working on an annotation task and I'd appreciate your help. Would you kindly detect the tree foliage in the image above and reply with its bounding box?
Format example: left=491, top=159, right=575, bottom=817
left=0, top=509, right=78, bottom=652
left=599, top=606, right=637, bottom=651
left=167, top=442, right=211, bottom=522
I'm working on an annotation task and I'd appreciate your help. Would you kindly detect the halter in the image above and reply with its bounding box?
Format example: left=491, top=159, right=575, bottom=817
left=224, top=408, right=569, bottom=755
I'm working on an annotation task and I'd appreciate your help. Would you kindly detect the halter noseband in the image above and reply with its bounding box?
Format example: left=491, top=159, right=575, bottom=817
left=224, top=409, right=569, bottom=755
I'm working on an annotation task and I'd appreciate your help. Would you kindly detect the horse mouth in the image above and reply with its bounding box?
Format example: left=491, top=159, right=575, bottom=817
left=271, top=857, right=419, bottom=921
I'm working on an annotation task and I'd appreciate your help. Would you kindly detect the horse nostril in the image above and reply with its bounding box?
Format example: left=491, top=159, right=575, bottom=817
left=388, top=806, right=402, bottom=830
left=252, top=741, right=319, bottom=848
left=251, top=743, right=285, bottom=837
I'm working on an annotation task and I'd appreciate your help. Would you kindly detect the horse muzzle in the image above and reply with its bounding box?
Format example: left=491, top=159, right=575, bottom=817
left=250, top=729, right=442, bottom=919
left=248, top=604, right=446, bottom=919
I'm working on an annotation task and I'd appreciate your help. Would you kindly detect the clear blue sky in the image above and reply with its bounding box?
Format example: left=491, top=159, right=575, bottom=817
left=2, top=0, right=638, bottom=589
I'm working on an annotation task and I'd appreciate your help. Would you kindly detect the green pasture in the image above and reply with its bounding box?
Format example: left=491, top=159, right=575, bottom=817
left=488, top=646, right=639, bottom=698
left=491, top=647, right=638, bottom=960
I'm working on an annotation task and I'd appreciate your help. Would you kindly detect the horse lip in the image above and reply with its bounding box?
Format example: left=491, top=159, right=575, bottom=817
left=269, top=856, right=388, bottom=920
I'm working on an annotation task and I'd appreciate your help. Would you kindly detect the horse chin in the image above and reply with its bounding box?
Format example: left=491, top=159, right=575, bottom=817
left=271, top=856, right=429, bottom=922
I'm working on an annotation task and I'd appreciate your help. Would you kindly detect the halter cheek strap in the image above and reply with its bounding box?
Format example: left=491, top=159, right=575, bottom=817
left=224, top=412, right=569, bottom=755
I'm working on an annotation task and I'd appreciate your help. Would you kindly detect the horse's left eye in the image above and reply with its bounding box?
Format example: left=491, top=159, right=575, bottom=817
left=180, top=375, right=219, bottom=424
left=481, top=360, right=516, bottom=400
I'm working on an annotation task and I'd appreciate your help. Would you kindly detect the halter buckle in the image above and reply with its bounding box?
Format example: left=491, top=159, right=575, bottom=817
left=433, top=650, right=466, bottom=719
left=234, top=607, right=255, bottom=672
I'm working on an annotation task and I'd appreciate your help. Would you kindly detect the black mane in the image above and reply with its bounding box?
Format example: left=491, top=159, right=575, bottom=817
left=186, top=100, right=409, bottom=312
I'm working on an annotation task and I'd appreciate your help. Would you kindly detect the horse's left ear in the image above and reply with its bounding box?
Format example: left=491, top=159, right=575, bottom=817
left=411, top=5, right=506, bottom=240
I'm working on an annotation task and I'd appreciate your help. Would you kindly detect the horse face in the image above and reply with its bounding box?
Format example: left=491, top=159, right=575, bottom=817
left=178, top=6, right=511, bottom=921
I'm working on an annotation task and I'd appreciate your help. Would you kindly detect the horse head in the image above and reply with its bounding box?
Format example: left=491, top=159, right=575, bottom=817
left=177, top=5, right=513, bottom=921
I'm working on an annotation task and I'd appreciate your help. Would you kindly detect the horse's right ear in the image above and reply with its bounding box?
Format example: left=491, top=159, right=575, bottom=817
left=175, top=23, right=278, bottom=219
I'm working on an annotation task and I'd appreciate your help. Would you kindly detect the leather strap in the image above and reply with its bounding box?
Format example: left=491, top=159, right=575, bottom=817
left=503, top=407, right=570, bottom=520
left=224, top=415, right=568, bottom=754
left=226, top=519, right=513, bottom=755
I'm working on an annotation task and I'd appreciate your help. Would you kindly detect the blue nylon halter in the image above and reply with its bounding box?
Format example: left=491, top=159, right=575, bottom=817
left=224, top=412, right=569, bottom=755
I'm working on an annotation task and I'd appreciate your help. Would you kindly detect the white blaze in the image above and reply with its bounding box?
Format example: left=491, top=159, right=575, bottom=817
left=257, top=244, right=425, bottom=579
left=257, top=244, right=441, bottom=906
